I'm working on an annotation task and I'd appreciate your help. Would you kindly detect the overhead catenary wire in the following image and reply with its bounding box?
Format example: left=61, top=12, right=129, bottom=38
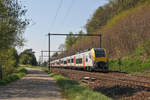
left=61, top=0, right=75, bottom=26
left=50, top=0, right=63, bottom=29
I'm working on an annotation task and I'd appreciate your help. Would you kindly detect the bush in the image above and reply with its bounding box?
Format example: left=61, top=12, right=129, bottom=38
left=109, top=56, right=150, bottom=73
left=16, top=67, right=27, bottom=73
left=0, top=67, right=27, bottom=86
left=0, top=80, right=7, bottom=85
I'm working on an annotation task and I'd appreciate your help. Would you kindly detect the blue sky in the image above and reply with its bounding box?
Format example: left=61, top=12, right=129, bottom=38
left=19, top=0, right=108, bottom=61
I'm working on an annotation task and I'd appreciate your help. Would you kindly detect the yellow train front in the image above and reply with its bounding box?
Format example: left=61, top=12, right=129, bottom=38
left=90, top=48, right=109, bottom=72
left=50, top=48, right=109, bottom=72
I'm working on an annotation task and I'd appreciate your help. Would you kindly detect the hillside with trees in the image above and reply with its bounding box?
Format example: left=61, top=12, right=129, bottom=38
left=86, top=0, right=147, bottom=34
left=58, top=0, right=150, bottom=58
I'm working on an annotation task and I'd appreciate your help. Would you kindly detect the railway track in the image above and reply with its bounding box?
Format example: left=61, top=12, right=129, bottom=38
left=90, top=72, right=150, bottom=89
left=51, top=68, right=150, bottom=88
left=51, top=68, right=150, bottom=99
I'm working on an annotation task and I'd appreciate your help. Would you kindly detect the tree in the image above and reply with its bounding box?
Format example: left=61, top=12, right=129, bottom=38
left=19, top=49, right=37, bottom=65
left=0, top=48, right=19, bottom=77
left=8, top=48, right=19, bottom=67
left=76, top=30, right=84, bottom=41
left=0, top=0, right=29, bottom=51
left=65, top=32, right=77, bottom=50
left=86, top=0, right=144, bottom=34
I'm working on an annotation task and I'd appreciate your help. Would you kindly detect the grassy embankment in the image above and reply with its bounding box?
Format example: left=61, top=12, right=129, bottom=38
left=109, top=28, right=150, bottom=76
left=0, top=66, right=27, bottom=86
left=109, top=57, right=150, bottom=75
left=109, top=38, right=150, bottom=75
left=37, top=67, right=111, bottom=100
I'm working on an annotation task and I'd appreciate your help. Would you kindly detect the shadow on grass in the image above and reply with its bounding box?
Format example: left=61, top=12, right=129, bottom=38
left=94, top=85, right=150, bottom=99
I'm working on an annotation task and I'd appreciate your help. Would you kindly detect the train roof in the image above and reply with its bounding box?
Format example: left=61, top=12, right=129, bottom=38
left=51, top=48, right=105, bottom=62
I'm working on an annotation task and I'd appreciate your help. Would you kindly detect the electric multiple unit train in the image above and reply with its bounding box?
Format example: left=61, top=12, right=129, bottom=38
left=50, top=48, right=109, bottom=72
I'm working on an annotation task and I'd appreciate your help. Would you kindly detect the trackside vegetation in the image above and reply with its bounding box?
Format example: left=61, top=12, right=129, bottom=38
left=109, top=39, right=150, bottom=74
left=109, top=57, right=150, bottom=74
left=0, top=67, right=27, bottom=86
left=42, top=68, right=111, bottom=100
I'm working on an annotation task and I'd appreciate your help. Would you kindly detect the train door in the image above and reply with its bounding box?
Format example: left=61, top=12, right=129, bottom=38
left=71, top=57, right=73, bottom=67
left=74, top=56, right=76, bottom=67
left=62, top=60, right=64, bottom=67
left=83, top=54, right=85, bottom=68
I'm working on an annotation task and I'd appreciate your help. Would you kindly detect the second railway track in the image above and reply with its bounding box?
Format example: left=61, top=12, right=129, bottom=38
left=51, top=68, right=150, bottom=88
left=51, top=68, right=150, bottom=99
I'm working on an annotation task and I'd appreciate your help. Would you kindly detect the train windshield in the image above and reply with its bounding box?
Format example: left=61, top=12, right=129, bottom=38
left=94, top=48, right=105, bottom=57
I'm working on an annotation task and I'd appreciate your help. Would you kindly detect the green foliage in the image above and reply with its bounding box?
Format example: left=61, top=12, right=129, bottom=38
left=7, top=48, right=19, bottom=67
left=16, top=67, right=27, bottom=73
left=143, top=39, right=150, bottom=55
left=109, top=56, right=150, bottom=73
left=136, top=39, right=150, bottom=56
left=86, top=0, right=148, bottom=34
left=0, top=48, right=19, bottom=78
left=76, top=30, right=84, bottom=41
left=19, top=49, right=37, bottom=66
left=0, top=73, right=25, bottom=85
left=0, top=0, right=28, bottom=80
left=110, top=38, right=150, bottom=73
left=0, top=67, right=27, bottom=86
left=65, top=32, right=77, bottom=50
left=136, top=44, right=145, bottom=56
left=0, top=0, right=29, bottom=50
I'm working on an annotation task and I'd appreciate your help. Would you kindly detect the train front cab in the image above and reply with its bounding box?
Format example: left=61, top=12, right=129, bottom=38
left=91, top=48, right=109, bottom=72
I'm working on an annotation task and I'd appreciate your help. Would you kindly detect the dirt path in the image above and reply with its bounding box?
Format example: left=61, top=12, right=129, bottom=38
left=0, top=68, right=65, bottom=100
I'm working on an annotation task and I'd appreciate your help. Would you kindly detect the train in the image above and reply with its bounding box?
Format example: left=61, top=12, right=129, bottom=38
left=50, top=48, right=109, bottom=72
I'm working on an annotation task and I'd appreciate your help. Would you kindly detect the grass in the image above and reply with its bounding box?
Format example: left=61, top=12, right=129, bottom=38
left=109, top=56, right=150, bottom=74
left=0, top=67, right=27, bottom=86
left=42, top=68, right=112, bottom=100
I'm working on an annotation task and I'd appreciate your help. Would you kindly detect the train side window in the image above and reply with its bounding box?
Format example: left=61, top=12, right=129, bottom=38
left=71, top=59, right=74, bottom=63
left=76, top=59, right=78, bottom=64
left=68, top=59, right=70, bottom=63
left=86, top=57, right=88, bottom=62
left=76, top=58, right=82, bottom=64
left=79, top=58, right=82, bottom=64
left=64, top=61, right=67, bottom=64
left=76, top=59, right=79, bottom=64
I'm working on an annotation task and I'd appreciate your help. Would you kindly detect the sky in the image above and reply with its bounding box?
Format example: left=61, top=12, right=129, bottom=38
left=18, top=0, right=108, bottom=62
